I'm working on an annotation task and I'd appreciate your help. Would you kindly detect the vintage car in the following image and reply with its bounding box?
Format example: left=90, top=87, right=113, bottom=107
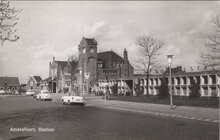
left=26, top=90, right=35, bottom=96
left=36, top=90, right=52, bottom=101
left=61, top=95, right=85, bottom=105
left=33, top=92, right=39, bottom=98
left=12, top=90, right=19, bottom=95
left=0, top=89, right=6, bottom=94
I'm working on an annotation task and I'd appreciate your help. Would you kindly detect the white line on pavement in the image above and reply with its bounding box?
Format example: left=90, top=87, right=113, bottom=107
left=87, top=104, right=219, bottom=124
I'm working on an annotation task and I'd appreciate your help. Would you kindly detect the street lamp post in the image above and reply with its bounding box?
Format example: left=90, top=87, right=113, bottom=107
left=84, top=72, right=90, bottom=94
left=51, top=76, right=53, bottom=93
left=79, top=68, right=82, bottom=96
left=104, top=70, right=109, bottom=101
left=167, top=55, right=173, bottom=109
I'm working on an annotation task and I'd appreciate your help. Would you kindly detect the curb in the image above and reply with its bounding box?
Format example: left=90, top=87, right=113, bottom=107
left=51, top=97, right=219, bottom=124
left=86, top=103, right=219, bottom=124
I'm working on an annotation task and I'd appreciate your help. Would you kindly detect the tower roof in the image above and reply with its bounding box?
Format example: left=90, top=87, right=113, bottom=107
left=81, top=37, right=98, bottom=45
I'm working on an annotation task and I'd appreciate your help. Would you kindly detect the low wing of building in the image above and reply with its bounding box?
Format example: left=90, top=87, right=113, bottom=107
left=134, top=67, right=220, bottom=97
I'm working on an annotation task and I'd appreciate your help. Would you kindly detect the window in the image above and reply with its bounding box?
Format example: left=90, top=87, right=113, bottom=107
left=116, top=63, right=119, bottom=68
left=210, top=75, right=216, bottom=84
left=65, top=75, right=71, bottom=80
left=203, top=76, right=208, bottom=84
left=120, top=63, right=123, bottom=68
left=30, top=81, right=33, bottom=86
left=98, top=63, right=103, bottom=68
left=66, top=81, right=71, bottom=87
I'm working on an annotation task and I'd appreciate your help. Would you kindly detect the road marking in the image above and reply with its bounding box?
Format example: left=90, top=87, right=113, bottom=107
left=188, top=117, right=194, bottom=119
left=197, top=118, right=203, bottom=120
left=58, top=102, right=219, bottom=124
left=204, top=118, right=211, bottom=122
left=212, top=120, right=219, bottom=123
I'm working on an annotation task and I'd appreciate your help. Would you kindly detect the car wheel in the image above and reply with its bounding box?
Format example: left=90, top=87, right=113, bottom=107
left=62, top=99, right=65, bottom=105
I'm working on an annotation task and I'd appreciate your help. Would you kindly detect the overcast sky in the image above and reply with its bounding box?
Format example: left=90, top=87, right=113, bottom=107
left=0, top=1, right=220, bottom=84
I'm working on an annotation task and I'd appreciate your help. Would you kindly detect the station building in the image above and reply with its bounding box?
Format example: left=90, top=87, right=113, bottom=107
left=47, top=37, right=219, bottom=97
left=78, top=37, right=134, bottom=95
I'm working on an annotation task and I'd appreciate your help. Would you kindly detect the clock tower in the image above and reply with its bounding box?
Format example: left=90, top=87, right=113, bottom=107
left=78, top=37, right=98, bottom=94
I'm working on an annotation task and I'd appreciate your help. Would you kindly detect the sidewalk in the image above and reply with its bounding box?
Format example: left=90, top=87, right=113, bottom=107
left=51, top=94, right=219, bottom=123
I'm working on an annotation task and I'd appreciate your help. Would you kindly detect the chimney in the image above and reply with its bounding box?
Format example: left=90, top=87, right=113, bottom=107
left=124, top=48, right=128, bottom=61
left=53, top=57, right=55, bottom=62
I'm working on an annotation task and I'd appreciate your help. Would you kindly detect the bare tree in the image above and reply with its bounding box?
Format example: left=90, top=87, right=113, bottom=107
left=68, top=53, right=78, bottom=62
left=134, top=34, right=164, bottom=101
left=199, top=14, right=220, bottom=69
left=67, top=54, right=79, bottom=95
left=0, top=0, right=21, bottom=46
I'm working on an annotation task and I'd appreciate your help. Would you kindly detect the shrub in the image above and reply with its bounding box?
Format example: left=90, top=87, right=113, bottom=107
left=134, top=79, right=143, bottom=96
left=112, top=84, right=118, bottom=96
left=189, top=78, right=200, bottom=98
left=97, top=91, right=104, bottom=96
left=118, top=92, right=124, bottom=96
left=158, top=78, right=169, bottom=98
left=126, top=91, right=132, bottom=96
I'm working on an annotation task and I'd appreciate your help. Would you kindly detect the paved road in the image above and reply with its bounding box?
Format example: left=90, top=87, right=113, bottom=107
left=0, top=96, right=218, bottom=140
left=84, top=97, right=219, bottom=123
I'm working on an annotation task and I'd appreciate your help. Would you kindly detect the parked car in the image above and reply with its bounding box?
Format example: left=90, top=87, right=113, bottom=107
left=33, top=92, right=39, bottom=98
left=62, top=95, right=85, bottom=105
left=26, top=90, right=35, bottom=96
left=13, top=90, right=19, bottom=95
left=0, top=89, right=6, bottom=94
left=36, top=90, right=52, bottom=101
left=5, top=89, right=12, bottom=95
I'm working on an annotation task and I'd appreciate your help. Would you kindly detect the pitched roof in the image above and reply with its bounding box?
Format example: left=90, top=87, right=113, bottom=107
left=98, top=51, right=124, bottom=62
left=55, top=61, right=68, bottom=68
left=0, top=77, right=20, bottom=86
left=55, top=60, right=78, bottom=72
left=33, top=76, right=42, bottom=83
left=42, top=77, right=57, bottom=82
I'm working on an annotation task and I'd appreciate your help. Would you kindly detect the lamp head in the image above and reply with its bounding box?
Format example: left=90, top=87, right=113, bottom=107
left=166, top=55, right=173, bottom=65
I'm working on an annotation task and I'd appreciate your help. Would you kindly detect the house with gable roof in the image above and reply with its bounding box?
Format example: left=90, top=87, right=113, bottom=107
left=26, top=76, right=42, bottom=92
left=0, top=77, right=20, bottom=92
